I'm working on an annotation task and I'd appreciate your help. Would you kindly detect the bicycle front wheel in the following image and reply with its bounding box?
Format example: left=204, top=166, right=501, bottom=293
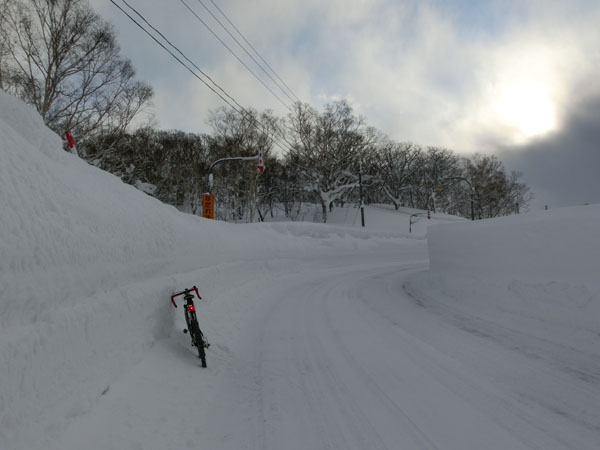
left=197, top=340, right=207, bottom=368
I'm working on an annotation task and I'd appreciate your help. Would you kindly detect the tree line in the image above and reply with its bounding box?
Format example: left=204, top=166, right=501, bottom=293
left=83, top=102, right=532, bottom=222
left=1, top=0, right=532, bottom=222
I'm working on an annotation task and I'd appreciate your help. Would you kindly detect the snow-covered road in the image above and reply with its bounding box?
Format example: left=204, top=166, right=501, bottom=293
left=49, top=241, right=598, bottom=450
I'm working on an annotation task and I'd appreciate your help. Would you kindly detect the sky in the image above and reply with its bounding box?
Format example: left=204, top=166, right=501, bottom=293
left=91, top=0, right=600, bottom=209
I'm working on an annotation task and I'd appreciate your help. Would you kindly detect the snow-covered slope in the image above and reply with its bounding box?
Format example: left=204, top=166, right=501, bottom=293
left=417, top=206, right=600, bottom=354
left=428, top=205, right=600, bottom=286
left=0, top=91, right=415, bottom=448
left=406, top=205, right=600, bottom=438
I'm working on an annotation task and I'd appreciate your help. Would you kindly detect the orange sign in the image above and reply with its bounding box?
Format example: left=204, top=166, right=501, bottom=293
left=202, top=193, right=214, bottom=219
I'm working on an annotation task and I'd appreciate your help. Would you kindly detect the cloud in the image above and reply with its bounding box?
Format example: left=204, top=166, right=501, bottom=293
left=500, top=93, right=600, bottom=209
left=320, top=0, right=600, bottom=153
left=92, top=0, right=600, bottom=159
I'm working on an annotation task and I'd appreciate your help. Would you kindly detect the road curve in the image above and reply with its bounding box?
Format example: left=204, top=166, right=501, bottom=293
left=51, top=242, right=599, bottom=450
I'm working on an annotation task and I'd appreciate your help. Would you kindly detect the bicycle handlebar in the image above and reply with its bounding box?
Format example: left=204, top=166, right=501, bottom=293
left=171, top=286, right=201, bottom=308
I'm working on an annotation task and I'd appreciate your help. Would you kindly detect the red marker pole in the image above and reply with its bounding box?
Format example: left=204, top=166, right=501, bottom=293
left=257, top=147, right=264, bottom=174
left=65, top=130, right=79, bottom=157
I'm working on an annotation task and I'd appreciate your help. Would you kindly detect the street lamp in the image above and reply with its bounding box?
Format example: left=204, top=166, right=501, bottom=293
left=204, top=148, right=265, bottom=219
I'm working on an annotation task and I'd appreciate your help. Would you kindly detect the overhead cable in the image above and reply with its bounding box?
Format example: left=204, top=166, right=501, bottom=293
left=120, top=0, right=245, bottom=118
left=209, top=0, right=301, bottom=103
left=109, top=0, right=295, bottom=154
left=179, top=0, right=291, bottom=111
left=196, top=0, right=300, bottom=104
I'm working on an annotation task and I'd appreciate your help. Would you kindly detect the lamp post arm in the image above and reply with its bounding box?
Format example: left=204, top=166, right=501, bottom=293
left=207, top=156, right=260, bottom=192
left=208, top=156, right=259, bottom=174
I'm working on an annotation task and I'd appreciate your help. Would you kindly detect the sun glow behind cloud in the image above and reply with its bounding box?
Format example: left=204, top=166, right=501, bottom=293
left=304, top=0, right=600, bottom=154
left=492, top=79, right=556, bottom=140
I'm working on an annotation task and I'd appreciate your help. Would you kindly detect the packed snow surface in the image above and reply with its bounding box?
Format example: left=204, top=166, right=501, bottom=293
left=1, top=90, right=599, bottom=449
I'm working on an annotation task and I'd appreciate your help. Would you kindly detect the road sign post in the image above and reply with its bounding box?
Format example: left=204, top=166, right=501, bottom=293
left=202, top=193, right=214, bottom=219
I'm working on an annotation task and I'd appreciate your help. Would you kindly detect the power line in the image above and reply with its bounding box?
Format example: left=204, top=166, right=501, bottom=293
left=111, top=1, right=234, bottom=113
left=208, top=0, right=301, bottom=103
left=109, top=0, right=296, bottom=155
left=120, top=0, right=244, bottom=118
left=195, top=0, right=300, bottom=105
left=179, top=0, right=291, bottom=111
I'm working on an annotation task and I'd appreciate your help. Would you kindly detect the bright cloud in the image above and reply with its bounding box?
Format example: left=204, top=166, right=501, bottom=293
left=92, top=0, right=600, bottom=154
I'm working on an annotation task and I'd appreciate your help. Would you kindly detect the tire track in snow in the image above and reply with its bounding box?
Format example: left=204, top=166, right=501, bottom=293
left=301, top=277, right=389, bottom=450
left=398, top=278, right=600, bottom=449
left=317, top=267, right=441, bottom=450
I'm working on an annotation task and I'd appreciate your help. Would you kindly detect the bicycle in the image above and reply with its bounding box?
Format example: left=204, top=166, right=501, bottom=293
left=171, top=286, right=209, bottom=367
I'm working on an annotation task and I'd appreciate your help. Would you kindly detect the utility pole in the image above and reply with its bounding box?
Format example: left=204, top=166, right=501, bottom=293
left=359, top=161, right=365, bottom=227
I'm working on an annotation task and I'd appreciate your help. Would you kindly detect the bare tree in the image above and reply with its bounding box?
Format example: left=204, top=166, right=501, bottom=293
left=287, top=100, right=371, bottom=223
left=207, top=106, right=281, bottom=155
left=374, top=140, right=421, bottom=209
left=465, top=154, right=531, bottom=218
left=0, top=0, right=9, bottom=90
left=409, top=147, right=461, bottom=212
left=0, top=0, right=153, bottom=141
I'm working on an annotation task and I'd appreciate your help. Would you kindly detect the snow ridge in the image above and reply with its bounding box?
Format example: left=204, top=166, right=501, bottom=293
left=0, top=91, right=408, bottom=449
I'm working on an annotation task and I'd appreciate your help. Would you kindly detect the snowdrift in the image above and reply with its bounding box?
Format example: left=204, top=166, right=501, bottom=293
left=411, top=206, right=600, bottom=365
left=428, top=206, right=600, bottom=286
left=0, top=91, right=407, bottom=449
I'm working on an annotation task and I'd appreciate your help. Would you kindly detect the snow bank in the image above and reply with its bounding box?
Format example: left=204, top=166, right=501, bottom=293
left=274, top=202, right=461, bottom=238
left=1, top=88, right=402, bottom=330
left=0, top=91, right=404, bottom=448
left=411, top=206, right=600, bottom=369
left=0, top=91, right=211, bottom=447
left=428, top=206, right=600, bottom=287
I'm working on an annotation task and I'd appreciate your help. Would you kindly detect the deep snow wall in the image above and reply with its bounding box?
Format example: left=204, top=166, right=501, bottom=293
left=428, top=206, right=600, bottom=287
left=0, top=91, right=213, bottom=447
left=424, top=206, right=600, bottom=360
left=0, top=91, right=192, bottom=328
